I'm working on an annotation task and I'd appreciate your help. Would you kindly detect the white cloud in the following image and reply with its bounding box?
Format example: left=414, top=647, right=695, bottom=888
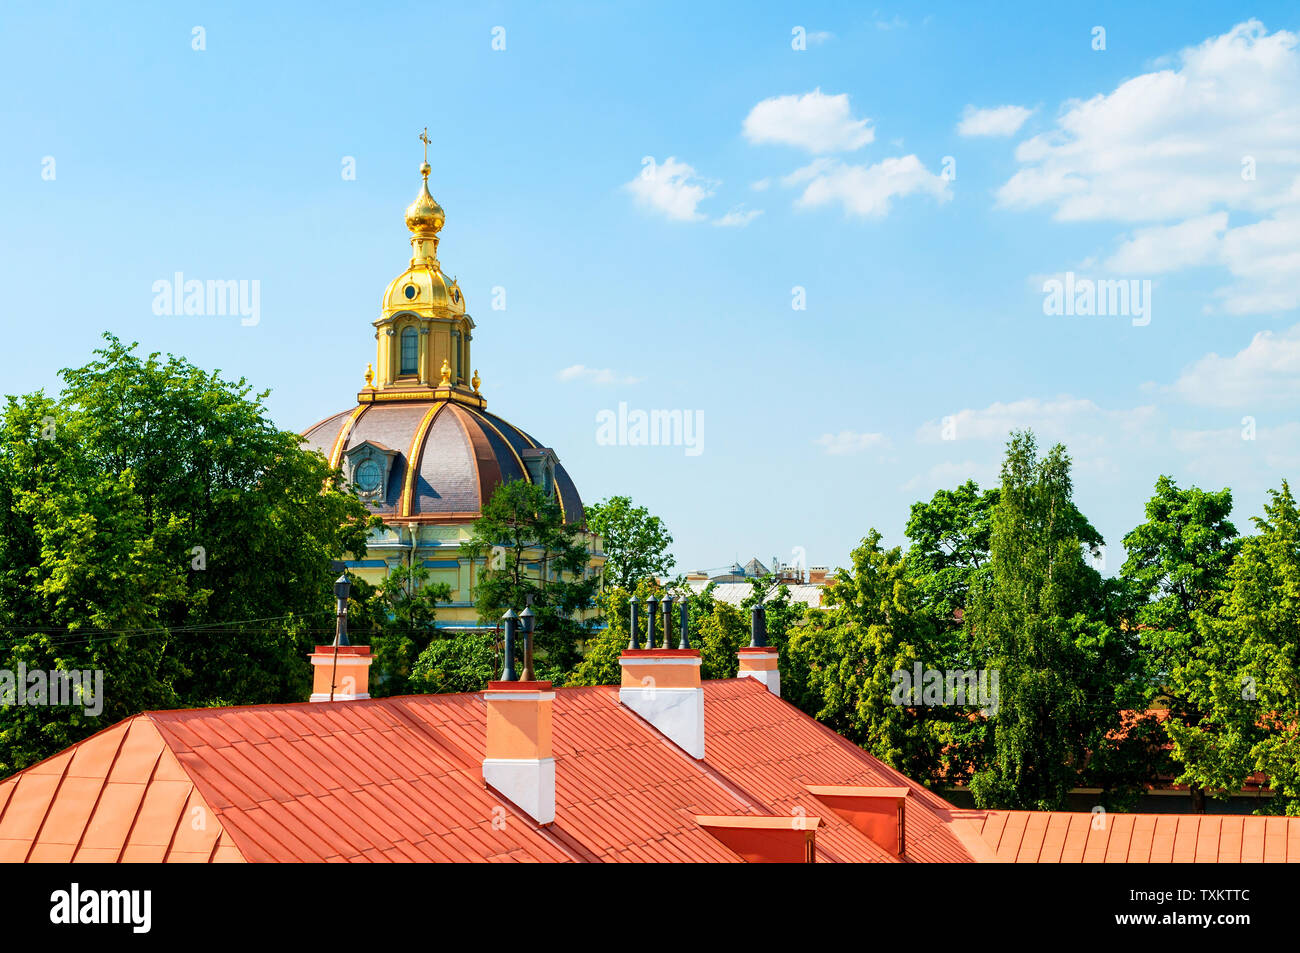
left=806, top=30, right=834, bottom=45
left=957, top=104, right=1033, bottom=137
left=557, top=365, right=644, bottom=386
left=996, top=20, right=1300, bottom=316
left=713, top=205, right=763, bottom=227
left=742, top=89, right=874, bottom=153
left=901, top=460, right=999, bottom=492
left=1171, top=421, right=1300, bottom=485
left=783, top=155, right=951, bottom=218
left=997, top=21, right=1300, bottom=223
left=1104, top=212, right=1228, bottom=273
left=1215, top=203, right=1300, bottom=314
left=916, top=397, right=1159, bottom=450
left=815, top=430, right=888, bottom=455
left=623, top=156, right=716, bottom=222
left=1171, top=323, right=1300, bottom=407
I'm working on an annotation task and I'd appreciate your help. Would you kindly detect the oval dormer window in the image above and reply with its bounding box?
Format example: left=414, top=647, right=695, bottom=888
left=355, top=459, right=382, bottom=493
left=404, top=284, right=417, bottom=299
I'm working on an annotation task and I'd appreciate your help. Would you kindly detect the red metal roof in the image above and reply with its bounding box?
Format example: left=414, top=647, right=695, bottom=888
left=978, top=810, right=1300, bottom=862
left=2, top=676, right=1297, bottom=863
left=699, top=678, right=980, bottom=862
left=0, top=717, right=242, bottom=863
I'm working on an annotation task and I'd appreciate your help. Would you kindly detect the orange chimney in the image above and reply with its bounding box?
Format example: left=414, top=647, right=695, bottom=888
left=619, top=649, right=705, bottom=759
left=482, top=680, right=556, bottom=824
left=737, top=647, right=780, bottom=695
left=308, top=645, right=372, bottom=702
left=739, top=605, right=781, bottom=695
left=807, top=785, right=909, bottom=857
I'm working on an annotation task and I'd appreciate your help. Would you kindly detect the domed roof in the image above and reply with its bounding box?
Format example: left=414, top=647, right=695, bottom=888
left=303, top=401, right=584, bottom=525
left=382, top=262, right=466, bottom=317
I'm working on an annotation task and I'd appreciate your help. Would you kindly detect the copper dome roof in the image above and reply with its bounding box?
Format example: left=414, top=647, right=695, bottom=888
left=303, top=401, right=584, bottom=524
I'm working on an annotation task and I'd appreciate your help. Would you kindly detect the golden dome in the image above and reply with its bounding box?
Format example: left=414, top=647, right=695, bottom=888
left=385, top=133, right=465, bottom=318
left=405, top=162, right=445, bottom=235
left=383, top=262, right=466, bottom=317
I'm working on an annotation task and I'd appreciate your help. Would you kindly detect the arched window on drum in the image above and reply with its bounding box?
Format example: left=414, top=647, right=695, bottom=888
left=400, top=327, right=418, bottom=376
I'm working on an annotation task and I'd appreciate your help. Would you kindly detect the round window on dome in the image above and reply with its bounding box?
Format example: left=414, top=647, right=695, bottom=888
left=404, top=285, right=417, bottom=300
left=355, top=459, right=382, bottom=493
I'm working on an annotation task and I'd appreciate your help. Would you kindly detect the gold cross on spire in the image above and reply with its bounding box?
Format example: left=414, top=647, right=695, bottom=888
left=419, top=127, right=431, bottom=164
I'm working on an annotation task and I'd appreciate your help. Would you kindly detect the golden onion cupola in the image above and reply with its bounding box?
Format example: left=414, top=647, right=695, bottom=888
left=364, top=129, right=478, bottom=406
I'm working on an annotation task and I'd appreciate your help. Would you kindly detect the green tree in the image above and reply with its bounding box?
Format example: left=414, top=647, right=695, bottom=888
left=467, top=479, right=597, bottom=679
left=786, top=531, right=962, bottom=785
left=585, top=495, right=675, bottom=590
left=695, top=597, right=748, bottom=681
left=967, top=431, right=1134, bottom=810
left=1165, top=482, right=1300, bottom=814
left=0, top=335, right=372, bottom=775
left=411, top=631, right=499, bottom=694
left=566, top=586, right=635, bottom=687
left=1121, top=475, right=1239, bottom=811
left=904, top=479, right=999, bottom=632
left=347, top=564, right=451, bottom=696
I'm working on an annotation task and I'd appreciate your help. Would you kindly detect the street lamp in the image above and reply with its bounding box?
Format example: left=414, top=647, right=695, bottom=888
left=329, top=573, right=351, bottom=702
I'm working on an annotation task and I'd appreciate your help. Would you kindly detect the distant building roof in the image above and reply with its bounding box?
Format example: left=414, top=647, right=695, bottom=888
left=683, top=580, right=825, bottom=610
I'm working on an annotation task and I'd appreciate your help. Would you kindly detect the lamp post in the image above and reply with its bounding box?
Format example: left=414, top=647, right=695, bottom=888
left=328, top=573, right=351, bottom=702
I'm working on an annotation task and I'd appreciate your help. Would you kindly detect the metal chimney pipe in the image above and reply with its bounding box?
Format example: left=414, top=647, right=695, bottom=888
left=661, top=594, right=674, bottom=650
left=333, top=574, right=351, bottom=647
left=645, top=596, right=659, bottom=650
left=628, top=596, right=640, bottom=649
left=519, top=606, right=536, bottom=681
left=750, top=604, right=767, bottom=648
left=501, top=609, right=518, bottom=681
left=678, top=596, right=691, bottom=649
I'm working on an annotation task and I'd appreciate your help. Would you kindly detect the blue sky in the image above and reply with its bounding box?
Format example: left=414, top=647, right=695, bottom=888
left=3, top=1, right=1299, bottom=575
